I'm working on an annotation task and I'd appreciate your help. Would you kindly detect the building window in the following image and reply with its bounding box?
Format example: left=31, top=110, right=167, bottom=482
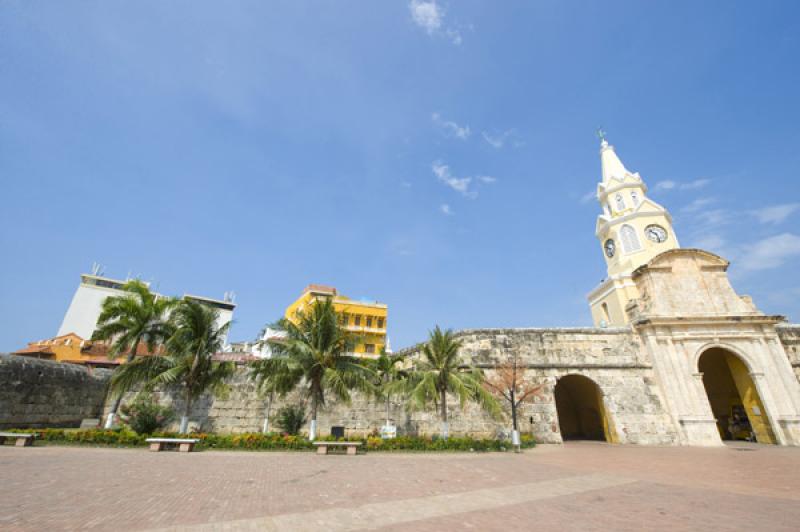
left=601, top=302, right=610, bottom=326
left=631, top=191, right=639, bottom=206
left=615, top=194, right=626, bottom=211
left=341, top=314, right=349, bottom=326
left=620, top=224, right=641, bottom=253
left=366, top=317, right=373, bottom=328
left=354, top=316, right=361, bottom=326
left=377, top=318, right=385, bottom=329
left=365, top=344, right=375, bottom=354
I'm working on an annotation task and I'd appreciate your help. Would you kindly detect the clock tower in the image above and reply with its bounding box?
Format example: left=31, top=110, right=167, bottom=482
left=588, top=135, right=679, bottom=327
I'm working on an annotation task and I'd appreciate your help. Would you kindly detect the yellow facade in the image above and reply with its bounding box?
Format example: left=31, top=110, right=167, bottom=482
left=285, top=284, right=388, bottom=356
left=588, top=139, right=680, bottom=326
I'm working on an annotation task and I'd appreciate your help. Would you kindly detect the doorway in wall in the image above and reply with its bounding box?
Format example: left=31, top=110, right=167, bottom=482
left=698, top=348, right=776, bottom=444
left=554, top=374, right=615, bottom=442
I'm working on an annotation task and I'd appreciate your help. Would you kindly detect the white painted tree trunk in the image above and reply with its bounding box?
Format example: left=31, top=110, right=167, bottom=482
left=441, top=421, right=449, bottom=440
left=179, top=415, right=189, bottom=434
left=309, top=419, right=317, bottom=441
left=104, top=412, right=115, bottom=429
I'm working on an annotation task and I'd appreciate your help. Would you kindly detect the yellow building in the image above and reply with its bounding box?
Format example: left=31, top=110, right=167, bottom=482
left=587, top=135, right=680, bottom=327
left=285, top=284, right=388, bottom=356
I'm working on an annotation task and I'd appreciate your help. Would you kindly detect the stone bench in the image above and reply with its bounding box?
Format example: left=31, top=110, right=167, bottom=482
left=146, top=438, right=200, bottom=453
left=0, top=432, right=34, bottom=447
left=313, top=441, right=362, bottom=455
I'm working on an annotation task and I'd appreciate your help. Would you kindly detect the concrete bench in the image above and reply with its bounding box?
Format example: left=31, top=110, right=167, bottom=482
left=313, top=441, right=362, bottom=455
left=146, top=438, right=200, bottom=453
left=0, top=432, right=34, bottom=447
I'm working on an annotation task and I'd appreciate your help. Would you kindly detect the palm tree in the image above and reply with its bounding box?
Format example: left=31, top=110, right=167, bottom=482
left=92, top=280, right=176, bottom=428
left=365, top=349, right=408, bottom=432
left=399, top=326, right=500, bottom=439
left=110, top=299, right=235, bottom=434
left=249, top=298, right=371, bottom=440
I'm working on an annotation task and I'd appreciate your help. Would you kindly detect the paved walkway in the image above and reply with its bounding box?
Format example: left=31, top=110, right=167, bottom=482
left=1, top=442, right=799, bottom=531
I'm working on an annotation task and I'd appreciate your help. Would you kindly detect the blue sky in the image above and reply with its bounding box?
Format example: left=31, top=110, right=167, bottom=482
left=1, top=1, right=799, bottom=351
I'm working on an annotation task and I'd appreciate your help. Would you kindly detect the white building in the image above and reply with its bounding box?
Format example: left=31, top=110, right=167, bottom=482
left=58, top=273, right=236, bottom=343
left=225, top=327, right=285, bottom=359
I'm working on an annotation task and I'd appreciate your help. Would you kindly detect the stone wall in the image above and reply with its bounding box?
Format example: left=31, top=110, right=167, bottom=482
left=0, top=354, right=112, bottom=429
left=777, top=324, right=800, bottom=383
left=104, top=327, right=680, bottom=445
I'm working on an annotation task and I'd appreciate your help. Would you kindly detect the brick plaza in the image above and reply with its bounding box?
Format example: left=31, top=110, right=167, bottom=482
left=1, top=442, right=799, bottom=531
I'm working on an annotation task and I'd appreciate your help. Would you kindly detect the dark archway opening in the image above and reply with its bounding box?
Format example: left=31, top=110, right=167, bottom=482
left=698, top=348, right=776, bottom=444
left=554, top=375, right=613, bottom=442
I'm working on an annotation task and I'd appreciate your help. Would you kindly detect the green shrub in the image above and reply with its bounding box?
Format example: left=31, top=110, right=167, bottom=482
left=273, top=404, right=306, bottom=435
left=11, top=428, right=534, bottom=452
left=119, top=395, right=174, bottom=435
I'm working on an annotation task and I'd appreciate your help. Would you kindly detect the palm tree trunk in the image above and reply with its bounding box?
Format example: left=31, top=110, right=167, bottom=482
left=180, top=390, right=192, bottom=434
left=385, top=394, right=391, bottom=428
left=104, top=340, right=139, bottom=429
left=262, top=391, right=274, bottom=434
left=309, top=394, right=319, bottom=441
left=440, top=388, right=449, bottom=440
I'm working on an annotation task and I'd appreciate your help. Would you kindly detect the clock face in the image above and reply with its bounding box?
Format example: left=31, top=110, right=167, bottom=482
left=604, top=239, right=616, bottom=258
left=645, top=224, right=668, bottom=243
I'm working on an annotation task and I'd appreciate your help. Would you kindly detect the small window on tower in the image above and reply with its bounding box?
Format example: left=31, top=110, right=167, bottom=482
left=615, top=194, right=626, bottom=211
left=601, top=302, right=611, bottom=325
left=620, top=224, right=642, bottom=253
left=631, top=191, right=639, bottom=206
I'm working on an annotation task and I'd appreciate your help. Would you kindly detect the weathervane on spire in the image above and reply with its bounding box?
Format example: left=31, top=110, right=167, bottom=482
left=596, top=127, right=608, bottom=145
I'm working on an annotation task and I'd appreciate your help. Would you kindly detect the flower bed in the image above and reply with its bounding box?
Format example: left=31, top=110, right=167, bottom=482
left=10, top=428, right=534, bottom=452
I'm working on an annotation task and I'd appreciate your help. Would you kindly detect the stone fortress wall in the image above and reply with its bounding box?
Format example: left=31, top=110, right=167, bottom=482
left=4, top=324, right=800, bottom=442
left=778, top=324, right=800, bottom=383
left=107, top=327, right=674, bottom=443
left=0, top=354, right=111, bottom=429
left=101, top=325, right=796, bottom=443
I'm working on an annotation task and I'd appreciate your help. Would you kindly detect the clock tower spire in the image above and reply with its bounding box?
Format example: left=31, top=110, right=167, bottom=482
left=587, top=134, right=680, bottom=327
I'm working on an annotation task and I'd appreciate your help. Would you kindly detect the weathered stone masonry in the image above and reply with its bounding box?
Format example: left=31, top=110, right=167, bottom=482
left=4, top=322, right=800, bottom=444
left=101, top=327, right=682, bottom=444
left=0, top=353, right=111, bottom=429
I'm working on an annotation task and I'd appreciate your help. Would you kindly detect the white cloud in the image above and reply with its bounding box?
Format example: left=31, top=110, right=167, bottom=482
left=580, top=190, right=596, bottom=204
left=432, top=160, right=472, bottom=196
left=682, top=178, right=711, bottom=190
left=445, top=28, right=462, bottom=45
left=751, top=203, right=800, bottom=225
left=401, top=181, right=412, bottom=188
left=410, top=1, right=442, bottom=34
left=481, top=129, right=516, bottom=149
left=431, top=112, right=470, bottom=140
left=655, top=178, right=711, bottom=192
left=702, top=210, right=731, bottom=227
left=737, top=233, right=800, bottom=271
left=688, top=234, right=726, bottom=252
left=682, top=197, right=716, bottom=213
left=431, top=160, right=494, bottom=198
left=440, top=203, right=453, bottom=216
left=409, top=1, right=462, bottom=45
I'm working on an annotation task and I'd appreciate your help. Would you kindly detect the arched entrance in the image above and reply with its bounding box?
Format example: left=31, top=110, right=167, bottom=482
left=554, top=375, right=615, bottom=442
left=698, top=348, right=776, bottom=444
